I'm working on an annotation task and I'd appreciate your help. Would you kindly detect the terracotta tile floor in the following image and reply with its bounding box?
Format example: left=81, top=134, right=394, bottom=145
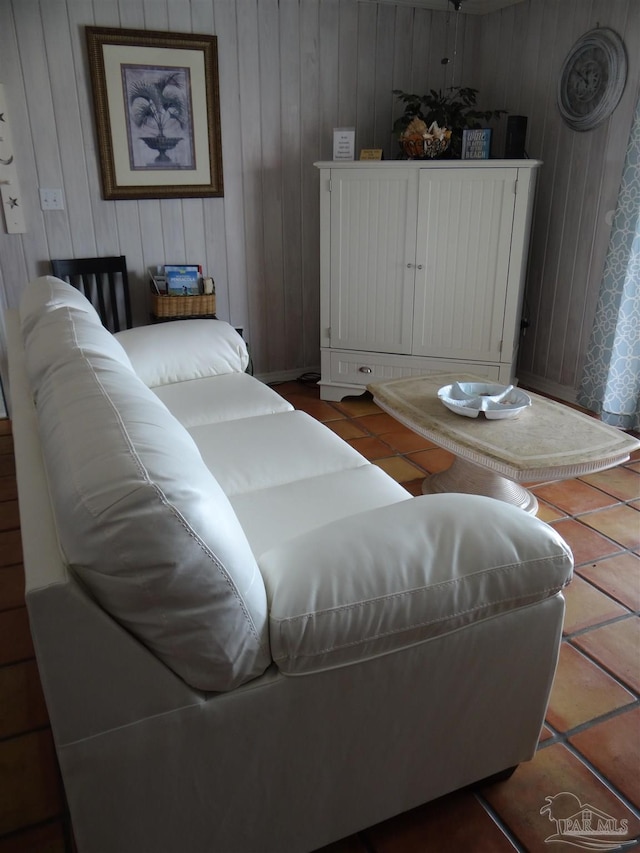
left=1, top=384, right=639, bottom=852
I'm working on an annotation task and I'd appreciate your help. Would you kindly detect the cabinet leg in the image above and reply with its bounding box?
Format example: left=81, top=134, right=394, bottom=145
left=319, top=384, right=368, bottom=402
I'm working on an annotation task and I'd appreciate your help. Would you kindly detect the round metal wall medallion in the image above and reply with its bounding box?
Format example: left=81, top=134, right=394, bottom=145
left=557, top=28, right=627, bottom=131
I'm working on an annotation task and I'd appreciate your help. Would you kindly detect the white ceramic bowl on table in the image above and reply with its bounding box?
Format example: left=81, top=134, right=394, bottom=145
left=437, top=382, right=532, bottom=420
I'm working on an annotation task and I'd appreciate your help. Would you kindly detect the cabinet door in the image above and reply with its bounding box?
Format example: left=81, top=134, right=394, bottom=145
left=412, top=168, right=517, bottom=362
left=330, top=169, right=417, bottom=354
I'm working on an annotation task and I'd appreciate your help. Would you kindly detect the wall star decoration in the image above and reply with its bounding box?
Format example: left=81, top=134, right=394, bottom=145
left=0, top=83, right=26, bottom=233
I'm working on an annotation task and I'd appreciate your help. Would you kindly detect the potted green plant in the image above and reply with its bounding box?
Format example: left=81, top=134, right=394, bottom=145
left=393, top=87, right=506, bottom=159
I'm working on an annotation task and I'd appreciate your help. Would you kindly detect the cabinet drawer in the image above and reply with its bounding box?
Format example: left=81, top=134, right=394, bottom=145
left=328, top=350, right=501, bottom=387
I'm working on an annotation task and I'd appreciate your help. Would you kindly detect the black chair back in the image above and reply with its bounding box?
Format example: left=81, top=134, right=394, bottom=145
left=50, top=256, right=133, bottom=332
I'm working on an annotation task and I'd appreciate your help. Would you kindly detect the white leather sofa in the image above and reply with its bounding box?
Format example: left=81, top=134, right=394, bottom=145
left=7, top=276, right=573, bottom=853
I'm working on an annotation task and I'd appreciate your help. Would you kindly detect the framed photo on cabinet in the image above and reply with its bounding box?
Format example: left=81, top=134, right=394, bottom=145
left=85, top=26, right=224, bottom=200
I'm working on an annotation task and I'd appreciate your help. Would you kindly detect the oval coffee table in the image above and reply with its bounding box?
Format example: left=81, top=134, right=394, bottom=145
left=368, top=373, right=640, bottom=515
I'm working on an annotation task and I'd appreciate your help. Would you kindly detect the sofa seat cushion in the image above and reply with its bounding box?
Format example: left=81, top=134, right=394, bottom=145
left=26, top=308, right=270, bottom=692
left=153, top=373, right=293, bottom=428
left=115, top=319, right=249, bottom=387
left=231, top=466, right=411, bottom=558
left=189, top=410, right=369, bottom=497
left=259, top=494, right=573, bottom=676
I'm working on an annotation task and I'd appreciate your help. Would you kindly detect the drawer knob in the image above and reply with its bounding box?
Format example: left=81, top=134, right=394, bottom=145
left=358, top=366, right=373, bottom=374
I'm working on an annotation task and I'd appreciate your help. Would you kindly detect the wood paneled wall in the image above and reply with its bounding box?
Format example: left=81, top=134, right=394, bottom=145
left=0, top=0, right=638, bottom=399
left=0, top=0, right=468, bottom=381
left=474, top=0, right=639, bottom=399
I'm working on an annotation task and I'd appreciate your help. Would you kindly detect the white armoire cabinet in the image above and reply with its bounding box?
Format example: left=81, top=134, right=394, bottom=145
left=314, top=160, right=540, bottom=401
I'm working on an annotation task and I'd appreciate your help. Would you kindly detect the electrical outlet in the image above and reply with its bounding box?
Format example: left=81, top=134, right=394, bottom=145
left=39, top=188, right=65, bottom=210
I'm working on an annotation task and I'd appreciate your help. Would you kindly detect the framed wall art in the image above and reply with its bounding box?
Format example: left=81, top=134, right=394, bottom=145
left=85, top=27, right=223, bottom=200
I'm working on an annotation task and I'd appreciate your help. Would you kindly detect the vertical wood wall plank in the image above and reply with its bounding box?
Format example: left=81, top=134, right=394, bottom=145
left=392, top=5, right=415, bottom=130
left=355, top=2, right=377, bottom=151
left=258, top=0, right=285, bottom=370
left=280, top=0, right=304, bottom=370
left=71, top=0, right=121, bottom=260
left=300, top=0, right=322, bottom=367
left=41, top=1, right=96, bottom=259
left=337, top=0, right=358, bottom=127
left=236, top=0, right=265, bottom=361
left=409, top=9, right=432, bottom=93
left=190, top=0, right=230, bottom=321
left=13, top=1, right=72, bottom=260
left=373, top=3, right=396, bottom=156
left=318, top=0, right=339, bottom=161
left=213, top=0, right=248, bottom=328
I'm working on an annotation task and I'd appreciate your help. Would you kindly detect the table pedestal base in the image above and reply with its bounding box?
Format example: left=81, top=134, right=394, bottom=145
left=422, top=457, right=538, bottom=515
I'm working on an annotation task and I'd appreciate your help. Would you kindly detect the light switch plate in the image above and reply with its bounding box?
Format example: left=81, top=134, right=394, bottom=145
left=39, top=188, right=64, bottom=210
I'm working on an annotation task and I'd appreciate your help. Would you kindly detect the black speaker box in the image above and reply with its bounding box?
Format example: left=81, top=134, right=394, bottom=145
left=505, top=115, right=528, bottom=158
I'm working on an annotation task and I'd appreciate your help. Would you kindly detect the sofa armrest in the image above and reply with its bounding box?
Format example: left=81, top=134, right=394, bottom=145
left=259, top=493, right=573, bottom=676
left=115, top=319, right=249, bottom=387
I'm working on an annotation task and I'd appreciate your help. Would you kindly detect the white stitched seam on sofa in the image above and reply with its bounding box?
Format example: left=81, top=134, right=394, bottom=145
left=271, top=553, right=572, bottom=623
left=60, top=324, right=265, bottom=645
left=272, top=586, right=565, bottom=658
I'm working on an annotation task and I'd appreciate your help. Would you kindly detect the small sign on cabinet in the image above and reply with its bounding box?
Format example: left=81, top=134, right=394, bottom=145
left=462, top=129, right=492, bottom=160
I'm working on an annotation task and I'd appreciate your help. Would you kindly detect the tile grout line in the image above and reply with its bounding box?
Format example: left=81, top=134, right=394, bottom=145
left=564, top=610, right=639, bottom=640
left=472, top=790, right=528, bottom=852
left=562, top=741, right=640, bottom=820
left=543, top=700, right=640, bottom=745
left=564, top=636, right=639, bottom=697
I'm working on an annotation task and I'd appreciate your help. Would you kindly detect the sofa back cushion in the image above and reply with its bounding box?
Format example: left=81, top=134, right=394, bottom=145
left=24, top=304, right=135, bottom=393
left=21, top=281, right=270, bottom=691
left=20, top=275, right=102, bottom=336
left=20, top=276, right=134, bottom=395
left=115, top=320, right=249, bottom=387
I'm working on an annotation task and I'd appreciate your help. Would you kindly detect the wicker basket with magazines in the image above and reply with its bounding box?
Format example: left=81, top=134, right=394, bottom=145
left=151, top=293, right=216, bottom=319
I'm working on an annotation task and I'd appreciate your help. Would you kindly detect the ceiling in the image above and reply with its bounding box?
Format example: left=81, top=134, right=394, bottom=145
left=362, top=0, right=526, bottom=14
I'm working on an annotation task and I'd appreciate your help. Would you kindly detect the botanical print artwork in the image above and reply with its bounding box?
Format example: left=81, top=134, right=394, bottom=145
left=122, top=64, right=195, bottom=170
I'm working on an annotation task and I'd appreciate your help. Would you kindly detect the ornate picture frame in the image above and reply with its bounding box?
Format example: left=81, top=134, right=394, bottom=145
left=85, top=27, right=223, bottom=200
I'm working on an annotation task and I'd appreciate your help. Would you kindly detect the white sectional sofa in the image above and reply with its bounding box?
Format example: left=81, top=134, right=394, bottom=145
left=7, top=277, right=573, bottom=853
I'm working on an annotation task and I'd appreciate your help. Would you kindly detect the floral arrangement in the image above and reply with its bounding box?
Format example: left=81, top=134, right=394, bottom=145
left=399, top=118, right=452, bottom=159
